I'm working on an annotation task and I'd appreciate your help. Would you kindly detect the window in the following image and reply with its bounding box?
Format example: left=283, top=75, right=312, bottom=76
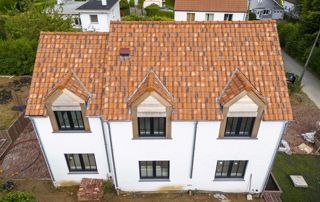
left=74, top=17, right=81, bottom=26
left=224, top=14, right=233, bottom=21
left=90, top=15, right=98, bottom=23
left=187, top=13, right=195, bottom=21
left=139, top=161, right=169, bottom=179
left=224, top=117, right=255, bottom=137
left=138, top=117, right=166, bottom=137
left=65, top=154, right=97, bottom=172
left=54, top=111, right=84, bottom=130
left=215, top=160, right=247, bottom=178
left=262, top=10, right=270, bottom=15
left=206, top=13, right=214, bottom=21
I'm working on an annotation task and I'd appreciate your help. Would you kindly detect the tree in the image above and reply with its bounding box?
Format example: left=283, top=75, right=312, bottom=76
left=249, top=11, right=256, bottom=20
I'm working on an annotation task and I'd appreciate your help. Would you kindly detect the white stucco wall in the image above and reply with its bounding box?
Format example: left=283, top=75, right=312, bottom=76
left=32, top=117, right=110, bottom=186
left=108, top=120, right=286, bottom=192
left=79, top=1, right=120, bottom=32
left=174, top=11, right=247, bottom=21
left=284, top=1, right=295, bottom=12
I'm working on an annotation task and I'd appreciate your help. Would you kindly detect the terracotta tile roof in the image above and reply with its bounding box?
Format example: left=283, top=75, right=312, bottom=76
left=174, top=0, right=248, bottom=12
left=127, top=70, right=174, bottom=106
left=26, top=21, right=293, bottom=121
left=219, top=68, right=265, bottom=106
left=45, top=70, right=92, bottom=101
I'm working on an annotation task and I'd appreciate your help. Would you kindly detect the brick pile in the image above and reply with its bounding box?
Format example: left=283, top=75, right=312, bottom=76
left=77, top=178, right=104, bottom=201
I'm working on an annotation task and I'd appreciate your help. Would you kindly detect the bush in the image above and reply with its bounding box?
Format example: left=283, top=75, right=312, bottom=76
left=158, top=10, right=174, bottom=18
left=129, top=0, right=135, bottom=7
left=0, top=191, right=36, bottom=202
left=308, top=47, right=320, bottom=75
left=145, top=4, right=160, bottom=16
left=0, top=38, right=37, bottom=75
left=138, top=0, right=144, bottom=9
left=120, top=0, right=130, bottom=16
left=103, top=180, right=114, bottom=193
left=288, top=75, right=303, bottom=95
left=122, top=14, right=173, bottom=21
left=249, top=11, right=256, bottom=20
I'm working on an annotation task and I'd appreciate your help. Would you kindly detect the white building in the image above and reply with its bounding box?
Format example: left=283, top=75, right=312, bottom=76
left=249, top=0, right=284, bottom=20
left=174, top=0, right=248, bottom=21
left=26, top=21, right=293, bottom=193
left=54, top=0, right=120, bottom=32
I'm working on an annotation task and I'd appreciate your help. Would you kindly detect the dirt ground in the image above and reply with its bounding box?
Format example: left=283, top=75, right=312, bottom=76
left=0, top=180, right=264, bottom=202
left=0, top=76, right=31, bottom=129
left=0, top=123, right=50, bottom=179
left=284, top=92, right=320, bottom=154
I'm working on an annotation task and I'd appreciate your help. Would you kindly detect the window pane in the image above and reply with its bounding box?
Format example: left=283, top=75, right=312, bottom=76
left=66, top=154, right=76, bottom=170
left=71, top=111, right=79, bottom=128
left=159, top=118, right=165, bottom=135
left=140, top=162, right=147, bottom=177
left=145, top=118, right=151, bottom=135
left=76, top=111, right=84, bottom=128
left=56, top=112, right=65, bottom=129
left=237, top=161, right=246, bottom=177
left=221, top=161, right=230, bottom=177
left=230, top=161, right=239, bottom=177
left=73, top=154, right=82, bottom=169
left=231, top=117, right=238, bottom=135
left=147, top=161, right=153, bottom=177
left=156, top=162, right=162, bottom=177
left=215, top=161, right=224, bottom=177
left=154, top=118, right=159, bottom=135
left=62, top=112, right=71, bottom=128
left=88, top=154, right=97, bottom=169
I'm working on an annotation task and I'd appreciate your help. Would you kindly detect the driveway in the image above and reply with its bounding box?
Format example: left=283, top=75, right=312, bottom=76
left=282, top=50, right=320, bottom=108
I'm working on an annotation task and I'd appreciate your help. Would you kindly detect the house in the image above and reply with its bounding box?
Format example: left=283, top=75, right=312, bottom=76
left=55, top=0, right=120, bottom=32
left=284, top=0, right=296, bottom=12
left=143, top=0, right=165, bottom=8
left=26, top=21, right=293, bottom=193
left=174, top=0, right=248, bottom=21
left=249, top=0, right=284, bottom=20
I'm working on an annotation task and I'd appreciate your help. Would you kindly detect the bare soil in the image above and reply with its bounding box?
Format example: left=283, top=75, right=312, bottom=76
left=284, top=92, right=320, bottom=154
left=0, top=180, right=264, bottom=202
left=0, top=76, right=31, bottom=129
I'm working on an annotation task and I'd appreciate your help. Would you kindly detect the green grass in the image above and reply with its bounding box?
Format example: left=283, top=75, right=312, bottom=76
left=272, top=153, right=320, bottom=202
left=165, top=0, right=174, bottom=10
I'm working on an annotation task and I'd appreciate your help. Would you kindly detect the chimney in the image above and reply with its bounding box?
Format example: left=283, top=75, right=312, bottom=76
left=119, top=48, right=130, bottom=58
left=102, top=0, right=107, bottom=6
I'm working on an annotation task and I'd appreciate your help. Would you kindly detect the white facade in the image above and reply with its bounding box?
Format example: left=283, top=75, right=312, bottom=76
left=174, top=11, right=247, bottom=21
left=31, top=92, right=287, bottom=192
left=143, top=0, right=163, bottom=8
left=79, top=2, right=120, bottom=32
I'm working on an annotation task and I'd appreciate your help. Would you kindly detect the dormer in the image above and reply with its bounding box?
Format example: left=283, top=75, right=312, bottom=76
left=45, top=71, right=92, bottom=132
left=217, top=69, right=266, bottom=139
left=127, top=70, right=174, bottom=139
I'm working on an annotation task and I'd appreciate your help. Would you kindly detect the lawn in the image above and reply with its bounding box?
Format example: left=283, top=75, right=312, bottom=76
left=273, top=153, right=320, bottom=202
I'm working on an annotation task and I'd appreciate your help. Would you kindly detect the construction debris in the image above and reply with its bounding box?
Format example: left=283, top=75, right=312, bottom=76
left=301, top=131, right=316, bottom=143
left=298, top=143, right=313, bottom=154
left=213, top=193, right=230, bottom=202
left=278, top=140, right=292, bottom=155
left=290, top=175, right=308, bottom=188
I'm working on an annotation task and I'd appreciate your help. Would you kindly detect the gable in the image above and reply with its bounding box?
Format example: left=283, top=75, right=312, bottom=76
left=51, top=89, right=84, bottom=111
left=137, top=95, right=166, bottom=117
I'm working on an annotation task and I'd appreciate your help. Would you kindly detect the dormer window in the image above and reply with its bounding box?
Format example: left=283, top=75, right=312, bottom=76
left=138, top=117, right=166, bottom=137
left=54, top=111, right=84, bottom=131
left=224, top=117, right=255, bottom=137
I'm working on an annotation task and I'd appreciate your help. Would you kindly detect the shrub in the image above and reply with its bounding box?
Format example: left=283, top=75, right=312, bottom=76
left=288, top=75, right=303, bottom=95
left=158, top=10, right=174, bottom=18
left=103, top=180, right=114, bottom=193
left=120, top=0, right=130, bottom=16
left=138, top=0, right=144, bottom=9
left=249, top=11, right=256, bottom=20
left=129, top=0, right=135, bottom=7
left=0, top=38, right=37, bottom=75
left=122, top=14, right=173, bottom=21
left=0, top=191, right=36, bottom=202
left=145, top=4, right=160, bottom=16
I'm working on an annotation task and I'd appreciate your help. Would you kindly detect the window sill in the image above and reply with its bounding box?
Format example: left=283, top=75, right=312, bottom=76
left=68, top=171, right=99, bottom=175
left=139, top=179, right=170, bottom=182
left=213, top=178, right=245, bottom=182
left=217, top=137, right=257, bottom=140
left=132, top=137, right=172, bottom=140
left=52, top=130, right=91, bottom=134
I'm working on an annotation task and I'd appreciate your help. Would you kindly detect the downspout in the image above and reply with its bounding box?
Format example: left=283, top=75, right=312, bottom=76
left=29, top=117, right=55, bottom=183
left=260, top=121, right=289, bottom=195
left=190, top=121, right=198, bottom=179
left=100, top=117, right=111, bottom=173
left=106, top=120, right=119, bottom=188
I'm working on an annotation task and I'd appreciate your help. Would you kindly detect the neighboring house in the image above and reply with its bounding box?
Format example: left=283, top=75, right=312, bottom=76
left=174, top=0, right=248, bottom=21
left=26, top=21, right=293, bottom=193
left=143, top=0, right=165, bottom=8
left=55, top=0, right=120, bottom=32
left=249, top=0, right=284, bottom=20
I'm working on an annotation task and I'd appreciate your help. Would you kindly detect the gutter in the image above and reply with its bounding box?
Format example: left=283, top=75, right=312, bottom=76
left=100, top=117, right=111, bottom=173
left=29, top=117, right=55, bottom=183
left=190, top=121, right=198, bottom=179
left=260, top=121, right=290, bottom=194
left=106, top=120, right=119, bottom=188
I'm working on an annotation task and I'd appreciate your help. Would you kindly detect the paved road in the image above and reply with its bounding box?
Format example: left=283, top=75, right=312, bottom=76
left=282, top=50, right=320, bottom=108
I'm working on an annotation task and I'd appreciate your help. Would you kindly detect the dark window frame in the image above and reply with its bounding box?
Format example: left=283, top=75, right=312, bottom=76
left=139, top=161, right=170, bottom=179
left=65, top=153, right=97, bottom=172
left=224, top=13, right=233, bottom=21
left=54, top=111, right=85, bottom=131
left=138, top=117, right=166, bottom=137
left=90, top=15, right=98, bottom=23
left=224, top=117, right=255, bottom=137
left=215, top=160, right=248, bottom=178
left=187, top=13, right=195, bottom=21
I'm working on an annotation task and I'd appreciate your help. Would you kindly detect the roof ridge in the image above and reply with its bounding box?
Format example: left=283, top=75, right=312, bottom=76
left=110, top=20, right=277, bottom=25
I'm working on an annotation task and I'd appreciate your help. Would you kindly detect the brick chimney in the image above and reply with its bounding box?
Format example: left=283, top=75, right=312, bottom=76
left=102, top=0, right=107, bottom=6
